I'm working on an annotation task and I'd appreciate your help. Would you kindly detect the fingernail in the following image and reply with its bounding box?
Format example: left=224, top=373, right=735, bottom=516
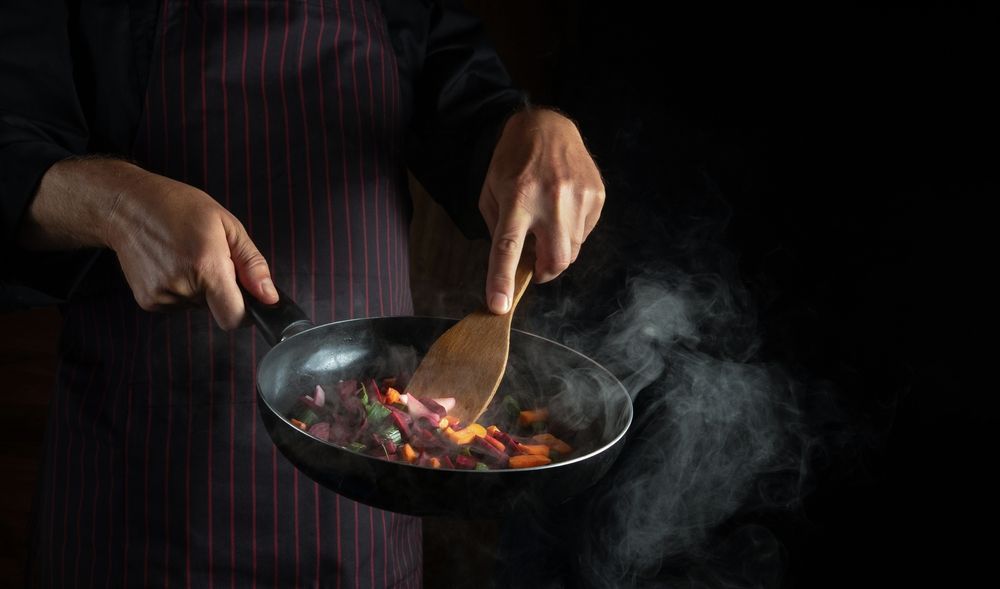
left=261, top=278, right=278, bottom=301
left=490, top=293, right=510, bottom=314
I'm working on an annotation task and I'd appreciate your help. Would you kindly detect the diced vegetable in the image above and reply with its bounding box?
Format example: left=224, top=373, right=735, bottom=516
left=444, top=423, right=487, bottom=446
left=516, top=443, right=551, bottom=457
left=509, top=454, right=552, bottom=468
left=518, top=409, right=549, bottom=427
left=532, top=433, right=572, bottom=455
left=287, top=377, right=573, bottom=471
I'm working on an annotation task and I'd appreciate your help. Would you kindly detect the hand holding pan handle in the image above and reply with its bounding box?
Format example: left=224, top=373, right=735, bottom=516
left=241, top=285, right=314, bottom=346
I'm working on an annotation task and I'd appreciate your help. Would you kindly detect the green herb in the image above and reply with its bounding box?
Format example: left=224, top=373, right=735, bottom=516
left=347, top=441, right=367, bottom=453
left=474, top=462, right=490, bottom=471
left=502, top=395, right=520, bottom=420
left=380, top=426, right=402, bottom=445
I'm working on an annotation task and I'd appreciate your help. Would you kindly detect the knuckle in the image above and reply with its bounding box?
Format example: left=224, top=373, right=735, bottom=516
left=134, top=291, right=157, bottom=311
left=494, top=237, right=520, bottom=256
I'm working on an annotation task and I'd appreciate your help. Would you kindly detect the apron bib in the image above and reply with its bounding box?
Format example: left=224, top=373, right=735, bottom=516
left=29, top=1, right=420, bottom=587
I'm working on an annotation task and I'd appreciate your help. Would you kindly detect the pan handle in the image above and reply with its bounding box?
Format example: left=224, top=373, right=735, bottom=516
left=242, top=285, right=314, bottom=347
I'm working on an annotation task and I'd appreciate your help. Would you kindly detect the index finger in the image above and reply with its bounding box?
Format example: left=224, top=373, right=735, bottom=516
left=485, top=206, right=531, bottom=314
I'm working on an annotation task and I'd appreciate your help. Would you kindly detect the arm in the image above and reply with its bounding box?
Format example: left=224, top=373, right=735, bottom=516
left=1, top=0, right=275, bottom=327
left=20, top=158, right=278, bottom=329
left=390, top=1, right=604, bottom=314
left=479, top=107, right=605, bottom=313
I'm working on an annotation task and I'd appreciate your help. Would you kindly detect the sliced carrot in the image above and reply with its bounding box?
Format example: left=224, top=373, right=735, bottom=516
left=517, top=443, right=551, bottom=456
left=401, top=443, right=418, bottom=463
left=444, top=415, right=462, bottom=427
left=385, top=387, right=401, bottom=405
left=518, top=409, right=549, bottom=427
left=531, top=433, right=573, bottom=455
left=509, top=454, right=551, bottom=469
left=429, top=457, right=442, bottom=469
left=290, top=418, right=308, bottom=430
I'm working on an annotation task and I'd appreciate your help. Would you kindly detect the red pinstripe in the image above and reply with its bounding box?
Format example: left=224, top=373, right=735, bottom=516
left=200, top=3, right=216, bottom=582
left=72, top=306, right=100, bottom=587
left=332, top=0, right=354, bottom=317
left=184, top=313, right=194, bottom=589
left=353, top=501, right=360, bottom=589
left=359, top=0, right=384, bottom=317
left=250, top=330, right=258, bottom=589
left=293, top=468, right=301, bottom=588
left=142, top=318, right=154, bottom=587
left=348, top=0, right=370, bottom=317
left=260, top=0, right=277, bottom=272
left=296, top=2, right=317, bottom=320
left=317, top=1, right=337, bottom=321
left=241, top=0, right=253, bottom=234
left=56, top=337, right=75, bottom=585
left=121, top=309, right=141, bottom=587
left=278, top=0, right=297, bottom=300
left=88, top=301, right=113, bottom=589
left=160, top=0, right=171, bottom=174
left=228, top=333, right=237, bottom=589
left=163, top=316, right=175, bottom=587
left=314, top=482, right=321, bottom=586
left=272, top=447, right=278, bottom=589
left=106, top=299, right=131, bottom=589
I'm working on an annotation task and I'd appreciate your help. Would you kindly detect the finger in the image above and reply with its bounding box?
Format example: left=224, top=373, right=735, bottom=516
left=203, top=257, right=245, bottom=331
left=478, top=184, right=499, bottom=237
left=583, top=187, right=604, bottom=238
left=533, top=223, right=574, bottom=283
left=485, top=206, right=531, bottom=314
left=227, top=219, right=278, bottom=304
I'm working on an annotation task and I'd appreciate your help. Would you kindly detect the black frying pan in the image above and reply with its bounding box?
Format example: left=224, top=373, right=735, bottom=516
left=247, top=289, right=632, bottom=516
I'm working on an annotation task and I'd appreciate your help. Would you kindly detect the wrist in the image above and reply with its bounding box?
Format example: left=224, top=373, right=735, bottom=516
left=20, top=156, right=151, bottom=251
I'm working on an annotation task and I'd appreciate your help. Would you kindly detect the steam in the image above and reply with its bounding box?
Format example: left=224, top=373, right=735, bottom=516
left=498, top=212, right=828, bottom=588
left=569, top=274, right=809, bottom=587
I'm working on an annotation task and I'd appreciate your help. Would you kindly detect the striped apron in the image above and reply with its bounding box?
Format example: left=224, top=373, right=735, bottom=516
left=28, top=0, right=421, bottom=586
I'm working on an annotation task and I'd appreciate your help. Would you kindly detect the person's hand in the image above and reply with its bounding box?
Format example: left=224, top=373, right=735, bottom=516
left=478, top=108, right=605, bottom=314
left=23, top=158, right=277, bottom=329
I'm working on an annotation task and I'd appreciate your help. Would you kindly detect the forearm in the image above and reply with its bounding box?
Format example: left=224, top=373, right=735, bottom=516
left=15, top=157, right=148, bottom=251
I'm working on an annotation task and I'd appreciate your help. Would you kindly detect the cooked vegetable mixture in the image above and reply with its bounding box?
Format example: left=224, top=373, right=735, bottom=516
left=286, top=378, right=572, bottom=470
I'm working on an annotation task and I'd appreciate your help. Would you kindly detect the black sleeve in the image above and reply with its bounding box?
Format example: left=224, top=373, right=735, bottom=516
left=383, top=0, right=527, bottom=239
left=0, top=0, right=97, bottom=310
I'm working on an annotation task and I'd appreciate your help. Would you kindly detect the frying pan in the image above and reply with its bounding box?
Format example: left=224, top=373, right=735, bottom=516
left=247, top=289, right=632, bottom=516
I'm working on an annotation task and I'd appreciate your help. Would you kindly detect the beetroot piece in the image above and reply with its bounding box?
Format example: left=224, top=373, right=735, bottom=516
left=471, top=435, right=507, bottom=465
left=307, top=421, right=330, bottom=442
left=368, top=378, right=384, bottom=404
left=491, top=429, right=518, bottom=450
left=453, top=455, right=478, bottom=470
left=291, top=379, right=565, bottom=471
left=421, top=397, right=447, bottom=418
left=389, top=409, right=412, bottom=439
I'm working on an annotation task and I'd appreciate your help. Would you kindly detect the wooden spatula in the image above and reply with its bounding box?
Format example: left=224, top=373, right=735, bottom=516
left=405, top=253, right=534, bottom=424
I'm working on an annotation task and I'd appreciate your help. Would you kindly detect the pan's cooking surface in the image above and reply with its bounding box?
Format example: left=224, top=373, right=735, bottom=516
left=254, top=316, right=632, bottom=515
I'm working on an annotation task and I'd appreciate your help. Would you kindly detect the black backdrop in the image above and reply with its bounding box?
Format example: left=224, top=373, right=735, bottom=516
left=479, top=1, right=997, bottom=587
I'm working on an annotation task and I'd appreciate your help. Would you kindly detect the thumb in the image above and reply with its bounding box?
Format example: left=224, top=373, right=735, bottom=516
left=228, top=220, right=278, bottom=305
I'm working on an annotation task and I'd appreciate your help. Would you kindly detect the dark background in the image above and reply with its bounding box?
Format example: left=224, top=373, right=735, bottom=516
left=465, top=1, right=998, bottom=587
left=2, top=1, right=997, bottom=587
